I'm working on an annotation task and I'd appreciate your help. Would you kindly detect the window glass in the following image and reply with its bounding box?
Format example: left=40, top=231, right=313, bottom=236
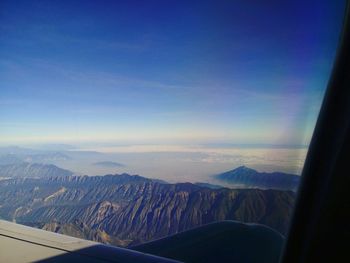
left=0, top=0, right=346, bottom=261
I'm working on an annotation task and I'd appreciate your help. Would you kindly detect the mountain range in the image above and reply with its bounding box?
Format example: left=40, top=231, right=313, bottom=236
left=215, top=166, right=300, bottom=191
left=0, top=172, right=295, bottom=247
left=0, top=162, right=74, bottom=178
left=0, top=150, right=71, bottom=165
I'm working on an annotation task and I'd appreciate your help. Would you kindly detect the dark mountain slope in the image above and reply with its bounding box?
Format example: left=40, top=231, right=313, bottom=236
left=26, top=220, right=132, bottom=247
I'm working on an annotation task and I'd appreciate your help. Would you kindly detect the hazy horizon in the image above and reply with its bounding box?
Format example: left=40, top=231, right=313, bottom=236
left=0, top=143, right=307, bottom=184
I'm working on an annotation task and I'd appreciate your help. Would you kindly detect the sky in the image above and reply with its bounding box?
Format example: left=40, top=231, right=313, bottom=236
left=0, top=0, right=346, bottom=146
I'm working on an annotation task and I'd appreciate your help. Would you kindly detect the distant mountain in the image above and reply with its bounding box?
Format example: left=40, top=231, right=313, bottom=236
left=0, top=149, right=71, bottom=165
left=0, top=154, right=24, bottom=165
left=0, top=173, right=295, bottom=246
left=93, top=161, right=125, bottom=167
left=23, top=152, right=71, bottom=163
left=0, top=146, right=38, bottom=155
left=215, top=166, right=300, bottom=191
left=0, top=162, right=74, bottom=178
left=34, top=144, right=76, bottom=151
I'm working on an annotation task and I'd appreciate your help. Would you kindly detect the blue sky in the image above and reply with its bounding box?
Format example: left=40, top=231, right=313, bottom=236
left=0, top=0, right=346, bottom=145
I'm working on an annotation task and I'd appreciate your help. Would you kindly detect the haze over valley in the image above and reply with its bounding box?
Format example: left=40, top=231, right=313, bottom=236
left=0, top=144, right=305, bottom=184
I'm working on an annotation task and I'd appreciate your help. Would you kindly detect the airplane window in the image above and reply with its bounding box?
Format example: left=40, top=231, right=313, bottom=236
left=0, top=0, right=346, bottom=262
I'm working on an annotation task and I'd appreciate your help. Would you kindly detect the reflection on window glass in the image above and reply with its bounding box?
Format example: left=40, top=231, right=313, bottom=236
left=0, top=0, right=346, bottom=262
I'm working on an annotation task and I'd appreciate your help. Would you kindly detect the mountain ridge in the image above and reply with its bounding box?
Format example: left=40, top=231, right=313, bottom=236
left=0, top=162, right=74, bottom=178
left=0, top=173, right=295, bottom=246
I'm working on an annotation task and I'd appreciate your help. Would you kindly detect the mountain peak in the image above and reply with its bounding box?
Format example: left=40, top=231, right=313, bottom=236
left=215, top=166, right=300, bottom=191
left=230, top=166, right=258, bottom=175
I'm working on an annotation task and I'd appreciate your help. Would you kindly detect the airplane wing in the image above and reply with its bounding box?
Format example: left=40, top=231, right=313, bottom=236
left=0, top=219, right=181, bottom=263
